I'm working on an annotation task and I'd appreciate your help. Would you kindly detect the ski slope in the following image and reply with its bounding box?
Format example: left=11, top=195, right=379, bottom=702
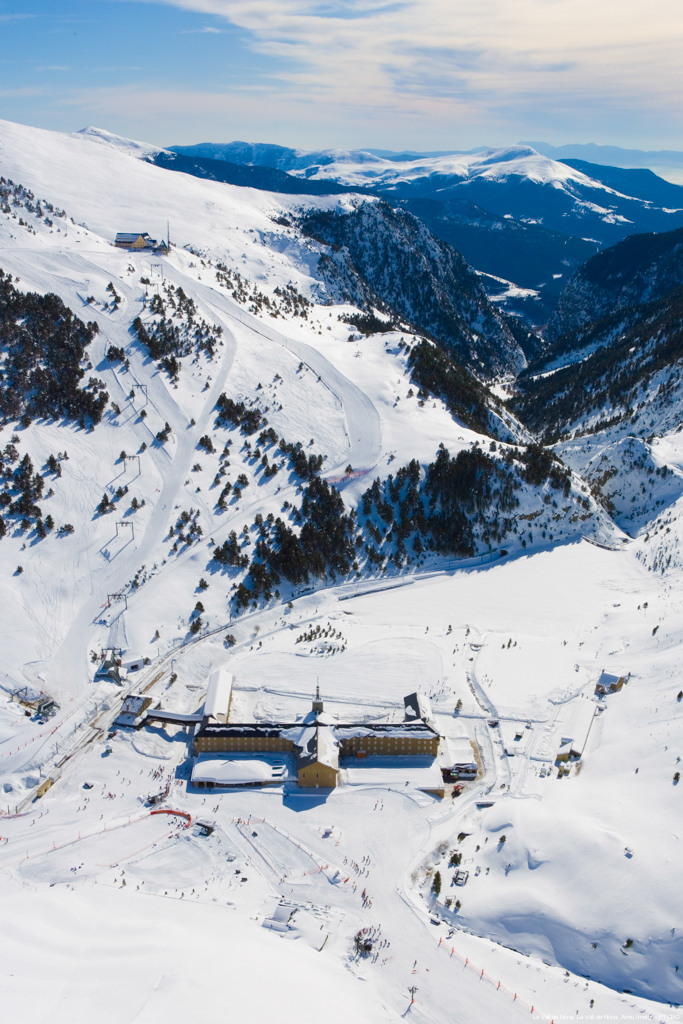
left=0, top=119, right=681, bottom=1023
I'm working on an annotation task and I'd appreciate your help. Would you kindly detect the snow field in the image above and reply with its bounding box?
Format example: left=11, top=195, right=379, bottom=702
left=2, top=533, right=681, bottom=1020
left=0, top=119, right=682, bottom=1023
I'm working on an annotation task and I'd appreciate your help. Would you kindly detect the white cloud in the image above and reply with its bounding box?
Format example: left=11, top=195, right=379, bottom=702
left=75, top=1, right=683, bottom=146
left=103, top=0, right=682, bottom=116
left=180, top=25, right=226, bottom=33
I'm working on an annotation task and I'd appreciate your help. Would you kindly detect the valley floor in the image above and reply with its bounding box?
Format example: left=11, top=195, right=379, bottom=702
left=2, top=539, right=682, bottom=1023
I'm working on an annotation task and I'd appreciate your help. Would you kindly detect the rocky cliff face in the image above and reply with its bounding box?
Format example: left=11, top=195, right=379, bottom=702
left=300, top=200, right=532, bottom=379
left=546, top=226, right=683, bottom=349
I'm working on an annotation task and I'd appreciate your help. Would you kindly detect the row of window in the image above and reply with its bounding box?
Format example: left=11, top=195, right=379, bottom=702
left=196, top=736, right=437, bottom=757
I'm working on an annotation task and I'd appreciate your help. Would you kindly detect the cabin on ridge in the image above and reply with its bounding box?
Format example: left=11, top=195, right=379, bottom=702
left=115, top=232, right=153, bottom=249
left=114, top=232, right=170, bottom=253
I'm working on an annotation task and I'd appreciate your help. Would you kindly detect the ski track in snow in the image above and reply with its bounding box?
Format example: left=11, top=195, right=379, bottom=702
left=0, top=120, right=681, bottom=1024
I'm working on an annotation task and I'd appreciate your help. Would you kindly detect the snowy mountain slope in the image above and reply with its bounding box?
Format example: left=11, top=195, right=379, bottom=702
left=558, top=435, right=683, bottom=536
left=170, top=140, right=683, bottom=328
left=0, top=119, right=682, bottom=1024
left=559, top=159, right=683, bottom=209
left=173, top=139, right=683, bottom=213
left=509, top=226, right=683, bottom=533
left=144, top=162, right=535, bottom=376
left=512, top=285, right=683, bottom=443
left=0, top=117, right=614, bottom=699
left=6, top=119, right=535, bottom=377
left=299, top=201, right=533, bottom=376
left=151, top=148, right=359, bottom=198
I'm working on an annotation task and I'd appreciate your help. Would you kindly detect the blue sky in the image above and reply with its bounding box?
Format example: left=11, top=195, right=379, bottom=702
left=1, top=0, right=682, bottom=151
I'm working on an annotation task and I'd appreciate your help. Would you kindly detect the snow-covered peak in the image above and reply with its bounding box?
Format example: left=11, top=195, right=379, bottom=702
left=76, top=124, right=164, bottom=159
left=232, top=142, right=622, bottom=200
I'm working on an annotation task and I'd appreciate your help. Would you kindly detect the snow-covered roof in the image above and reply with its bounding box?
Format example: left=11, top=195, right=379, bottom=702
left=121, top=694, right=149, bottom=715
left=197, top=723, right=292, bottom=740
left=595, top=671, right=626, bottom=693
left=114, top=694, right=157, bottom=728
left=443, top=735, right=477, bottom=765
left=284, top=724, right=315, bottom=751
left=301, top=708, right=337, bottom=726
left=499, top=721, right=530, bottom=756
left=191, top=754, right=292, bottom=786
left=557, top=696, right=598, bottom=758
left=198, top=720, right=439, bottom=741
left=203, top=668, right=233, bottom=723
left=115, top=231, right=150, bottom=242
left=11, top=684, right=49, bottom=704
left=286, top=725, right=340, bottom=771
left=314, top=727, right=340, bottom=771
left=342, top=757, right=443, bottom=794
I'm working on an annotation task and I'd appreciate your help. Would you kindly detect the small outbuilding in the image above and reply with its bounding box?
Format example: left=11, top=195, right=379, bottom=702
left=114, top=694, right=157, bottom=729
left=595, top=671, right=626, bottom=696
left=95, top=650, right=122, bottom=684
left=11, top=686, right=56, bottom=716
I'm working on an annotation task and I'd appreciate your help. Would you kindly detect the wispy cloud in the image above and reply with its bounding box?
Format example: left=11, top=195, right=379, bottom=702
left=0, top=13, right=37, bottom=22
left=60, top=0, right=682, bottom=148
left=37, top=66, right=71, bottom=73
left=0, top=86, right=45, bottom=98
left=102, top=0, right=683, bottom=118
left=89, top=66, right=146, bottom=73
left=180, top=25, right=226, bottom=33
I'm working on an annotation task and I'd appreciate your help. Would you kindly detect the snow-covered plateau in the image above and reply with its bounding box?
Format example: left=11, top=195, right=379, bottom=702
left=0, top=119, right=681, bottom=1024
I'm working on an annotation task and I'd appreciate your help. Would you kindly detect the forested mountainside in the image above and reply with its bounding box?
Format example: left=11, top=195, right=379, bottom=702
left=546, top=225, right=683, bottom=348
left=300, top=201, right=535, bottom=377
left=506, top=224, right=683, bottom=535
left=0, top=115, right=620, bottom=637
left=510, top=225, right=683, bottom=444
left=0, top=268, right=107, bottom=427
left=512, top=284, right=683, bottom=442
left=395, top=195, right=598, bottom=323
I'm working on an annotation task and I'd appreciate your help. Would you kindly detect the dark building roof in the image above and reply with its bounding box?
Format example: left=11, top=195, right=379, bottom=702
left=195, top=722, right=297, bottom=742
left=404, top=692, right=433, bottom=722
left=115, top=232, right=150, bottom=243
left=197, top=720, right=438, bottom=739
left=335, top=722, right=439, bottom=738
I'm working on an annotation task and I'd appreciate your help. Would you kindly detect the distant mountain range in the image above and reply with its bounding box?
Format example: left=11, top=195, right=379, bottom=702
left=166, top=141, right=683, bottom=326
left=523, top=140, right=683, bottom=177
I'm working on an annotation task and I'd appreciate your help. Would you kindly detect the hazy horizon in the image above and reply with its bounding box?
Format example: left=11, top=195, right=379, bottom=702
left=2, top=0, right=682, bottom=156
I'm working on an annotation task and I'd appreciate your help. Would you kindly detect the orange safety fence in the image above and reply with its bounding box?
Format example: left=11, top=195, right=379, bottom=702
left=150, top=809, right=192, bottom=825
left=437, top=935, right=556, bottom=1023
